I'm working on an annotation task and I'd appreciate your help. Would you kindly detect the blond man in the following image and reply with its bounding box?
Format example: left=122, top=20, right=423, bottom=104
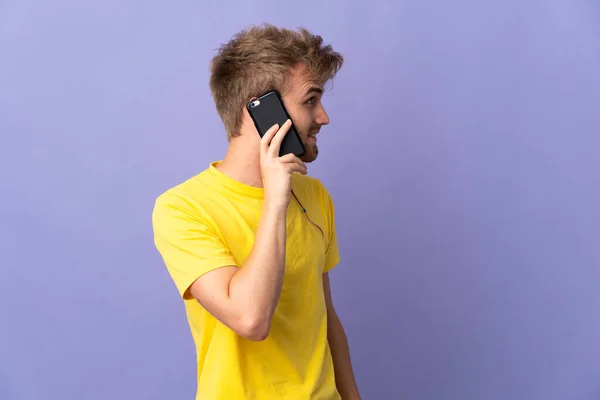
left=153, top=24, right=360, bottom=399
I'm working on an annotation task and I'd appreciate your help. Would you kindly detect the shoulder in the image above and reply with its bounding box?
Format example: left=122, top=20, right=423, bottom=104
left=292, top=173, right=331, bottom=197
left=292, top=173, right=336, bottom=214
left=154, top=175, right=197, bottom=209
left=152, top=171, right=212, bottom=226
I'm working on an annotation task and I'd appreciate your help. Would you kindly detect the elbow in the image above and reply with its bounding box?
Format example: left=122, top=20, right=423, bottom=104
left=237, top=315, right=271, bottom=341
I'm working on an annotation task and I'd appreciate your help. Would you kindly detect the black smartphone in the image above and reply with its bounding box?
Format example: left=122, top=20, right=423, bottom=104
left=246, top=90, right=306, bottom=157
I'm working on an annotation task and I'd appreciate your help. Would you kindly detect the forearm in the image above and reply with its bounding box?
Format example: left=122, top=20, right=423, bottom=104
left=328, top=311, right=360, bottom=399
left=228, top=203, right=287, bottom=334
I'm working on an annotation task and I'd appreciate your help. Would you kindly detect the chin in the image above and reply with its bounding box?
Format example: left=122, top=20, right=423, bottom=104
left=300, top=146, right=318, bottom=163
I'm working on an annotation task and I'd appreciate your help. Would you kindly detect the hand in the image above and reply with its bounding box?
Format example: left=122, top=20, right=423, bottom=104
left=259, top=119, right=307, bottom=209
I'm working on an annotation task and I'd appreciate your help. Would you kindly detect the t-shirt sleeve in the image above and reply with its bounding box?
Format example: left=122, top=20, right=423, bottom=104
left=152, top=191, right=237, bottom=299
left=321, top=185, right=340, bottom=273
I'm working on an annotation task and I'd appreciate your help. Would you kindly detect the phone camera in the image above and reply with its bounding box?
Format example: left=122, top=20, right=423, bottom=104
left=250, top=100, right=260, bottom=108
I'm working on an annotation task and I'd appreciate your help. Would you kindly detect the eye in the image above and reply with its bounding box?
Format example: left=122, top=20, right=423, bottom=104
left=306, top=97, right=316, bottom=105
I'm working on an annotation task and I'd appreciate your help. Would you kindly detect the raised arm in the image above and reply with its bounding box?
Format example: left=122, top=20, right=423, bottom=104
left=188, top=120, right=306, bottom=341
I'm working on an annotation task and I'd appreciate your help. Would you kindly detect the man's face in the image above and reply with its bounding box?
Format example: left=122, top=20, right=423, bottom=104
left=281, top=67, right=330, bottom=163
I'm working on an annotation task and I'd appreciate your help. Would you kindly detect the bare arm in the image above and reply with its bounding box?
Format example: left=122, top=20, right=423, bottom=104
left=324, top=272, right=361, bottom=399
left=188, top=120, right=306, bottom=341
left=188, top=203, right=287, bottom=341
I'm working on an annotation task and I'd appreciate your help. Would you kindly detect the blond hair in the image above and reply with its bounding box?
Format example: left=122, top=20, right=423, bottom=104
left=209, top=24, right=344, bottom=139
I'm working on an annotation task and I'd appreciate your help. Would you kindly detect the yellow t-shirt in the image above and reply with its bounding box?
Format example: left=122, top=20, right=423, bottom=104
left=152, top=161, right=341, bottom=399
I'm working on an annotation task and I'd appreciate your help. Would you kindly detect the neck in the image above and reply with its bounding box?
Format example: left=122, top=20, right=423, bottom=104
left=216, top=134, right=263, bottom=188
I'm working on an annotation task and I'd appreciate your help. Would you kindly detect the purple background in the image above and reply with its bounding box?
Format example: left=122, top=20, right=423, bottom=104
left=1, top=1, right=599, bottom=399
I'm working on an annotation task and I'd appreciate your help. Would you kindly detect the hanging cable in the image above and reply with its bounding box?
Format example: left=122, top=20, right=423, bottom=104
left=290, top=189, right=325, bottom=239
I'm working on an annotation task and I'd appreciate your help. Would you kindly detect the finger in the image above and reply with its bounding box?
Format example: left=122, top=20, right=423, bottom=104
left=279, top=154, right=307, bottom=171
left=260, top=123, right=280, bottom=159
left=268, top=119, right=292, bottom=157
left=291, top=156, right=307, bottom=172
left=278, top=153, right=299, bottom=163
left=282, top=161, right=308, bottom=175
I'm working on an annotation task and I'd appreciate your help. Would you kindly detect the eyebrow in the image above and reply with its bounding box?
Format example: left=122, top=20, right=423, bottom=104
left=304, top=86, right=323, bottom=96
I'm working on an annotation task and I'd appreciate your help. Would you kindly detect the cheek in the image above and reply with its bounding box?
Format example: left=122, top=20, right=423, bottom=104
left=294, top=111, right=313, bottom=132
left=286, top=104, right=313, bottom=134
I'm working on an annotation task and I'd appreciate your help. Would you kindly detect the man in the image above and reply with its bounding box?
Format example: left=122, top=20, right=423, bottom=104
left=152, top=24, right=360, bottom=399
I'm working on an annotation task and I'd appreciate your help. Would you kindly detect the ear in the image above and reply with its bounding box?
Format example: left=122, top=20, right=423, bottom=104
left=240, top=102, right=257, bottom=135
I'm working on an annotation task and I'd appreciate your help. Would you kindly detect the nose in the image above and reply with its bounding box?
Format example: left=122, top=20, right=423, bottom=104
left=316, top=104, right=330, bottom=126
